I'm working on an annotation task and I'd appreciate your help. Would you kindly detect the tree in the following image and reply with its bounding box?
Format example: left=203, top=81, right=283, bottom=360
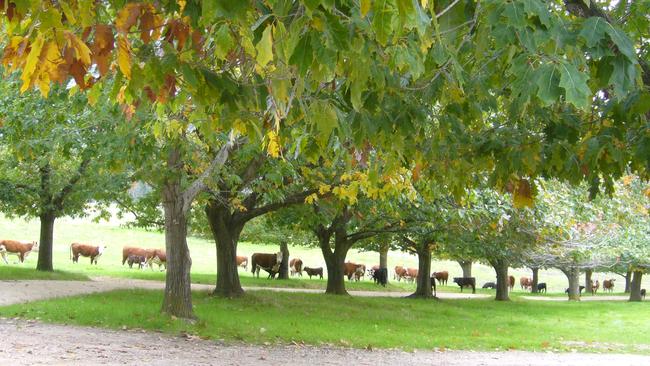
left=0, top=76, right=125, bottom=271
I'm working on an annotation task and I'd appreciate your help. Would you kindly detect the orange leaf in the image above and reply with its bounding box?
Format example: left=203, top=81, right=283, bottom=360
left=116, top=3, right=142, bottom=33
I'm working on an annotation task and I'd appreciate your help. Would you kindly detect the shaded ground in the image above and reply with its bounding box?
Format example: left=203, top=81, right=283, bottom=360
left=1, top=319, right=649, bottom=366
left=522, top=295, right=630, bottom=301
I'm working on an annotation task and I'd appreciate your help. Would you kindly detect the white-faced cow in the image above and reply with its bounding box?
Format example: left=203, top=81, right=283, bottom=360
left=236, top=255, right=248, bottom=270
left=290, top=258, right=303, bottom=276
left=122, top=246, right=155, bottom=266
left=251, top=252, right=283, bottom=279
left=0, top=240, right=38, bottom=264
left=70, top=243, right=106, bottom=265
left=147, top=249, right=166, bottom=271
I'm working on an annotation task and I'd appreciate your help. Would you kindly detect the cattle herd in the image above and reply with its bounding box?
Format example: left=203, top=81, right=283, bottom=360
left=0, top=241, right=646, bottom=298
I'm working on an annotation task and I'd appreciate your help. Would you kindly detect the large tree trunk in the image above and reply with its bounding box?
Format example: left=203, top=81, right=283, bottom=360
left=160, top=177, right=194, bottom=319
left=206, top=201, right=244, bottom=297
left=491, top=259, right=509, bottom=301
left=629, top=271, right=644, bottom=302
left=36, top=212, right=56, bottom=271
left=624, top=270, right=632, bottom=293
left=408, top=246, right=433, bottom=298
left=322, top=246, right=348, bottom=295
left=585, top=269, right=593, bottom=294
left=458, top=260, right=472, bottom=277
left=278, top=241, right=289, bottom=279
left=563, top=267, right=581, bottom=301
left=531, top=267, right=539, bottom=294
left=379, top=245, right=388, bottom=284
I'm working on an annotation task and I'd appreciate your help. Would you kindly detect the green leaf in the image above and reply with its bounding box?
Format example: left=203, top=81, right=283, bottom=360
left=256, top=25, right=274, bottom=67
left=558, top=62, right=591, bottom=109
left=373, top=0, right=396, bottom=46
left=289, top=34, right=313, bottom=76
left=309, top=100, right=338, bottom=147
left=604, top=24, right=637, bottom=62
left=214, top=25, right=234, bottom=60
left=535, top=64, right=561, bottom=106
left=579, top=17, right=607, bottom=48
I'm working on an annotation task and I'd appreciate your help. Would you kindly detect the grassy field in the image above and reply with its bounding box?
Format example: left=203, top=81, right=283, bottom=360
left=1, top=213, right=647, bottom=294
left=1, top=289, right=649, bottom=353
left=0, top=266, right=89, bottom=281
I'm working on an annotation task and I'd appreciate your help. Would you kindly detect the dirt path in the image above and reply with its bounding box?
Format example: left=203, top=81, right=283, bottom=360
left=0, top=278, right=489, bottom=306
left=1, top=319, right=648, bottom=366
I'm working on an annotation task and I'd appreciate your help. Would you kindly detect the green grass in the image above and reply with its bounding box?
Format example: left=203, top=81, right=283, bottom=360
left=2, top=289, right=649, bottom=353
left=1, top=213, right=648, bottom=294
left=0, top=266, right=89, bottom=281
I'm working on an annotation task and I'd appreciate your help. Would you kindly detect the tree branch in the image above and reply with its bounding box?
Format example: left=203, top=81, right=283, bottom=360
left=51, top=157, right=91, bottom=212
left=236, top=189, right=317, bottom=224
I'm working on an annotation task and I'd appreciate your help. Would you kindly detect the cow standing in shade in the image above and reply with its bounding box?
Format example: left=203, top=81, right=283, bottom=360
left=453, top=277, right=476, bottom=294
left=372, top=268, right=388, bottom=287
left=236, top=256, right=248, bottom=270
left=251, top=252, right=283, bottom=279
left=432, top=271, right=449, bottom=285
left=147, top=249, right=166, bottom=271
left=70, top=243, right=106, bottom=265
left=303, top=267, right=323, bottom=279
left=289, top=258, right=303, bottom=276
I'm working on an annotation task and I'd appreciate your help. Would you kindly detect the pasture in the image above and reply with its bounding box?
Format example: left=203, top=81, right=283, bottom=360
left=1, top=214, right=647, bottom=294
left=1, top=289, right=649, bottom=353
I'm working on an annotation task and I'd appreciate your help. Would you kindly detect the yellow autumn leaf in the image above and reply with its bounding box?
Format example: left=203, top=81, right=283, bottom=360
left=20, top=34, right=45, bottom=93
left=266, top=130, right=280, bottom=158
left=36, top=41, right=64, bottom=97
left=644, top=187, right=650, bottom=198
left=117, top=35, right=132, bottom=78
left=360, top=0, right=372, bottom=17
left=622, top=175, right=633, bottom=186
left=305, top=193, right=319, bottom=204
left=256, top=25, right=274, bottom=67
left=67, top=32, right=92, bottom=66
left=319, top=184, right=331, bottom=195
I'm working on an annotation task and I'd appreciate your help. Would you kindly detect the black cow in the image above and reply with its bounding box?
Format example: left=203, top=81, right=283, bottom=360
left=127, top=254, right=146, bottom=269
left=372, top=268, right=388, bottom=287
left=641, top=289, right=646, bottom=299
left=453, top=277, right=476, bottom=294
left=429, top=276, right=438, bottom=297
left=537, top=282, right=547, bottom=293
left=303, top=267, right=323, bottom=279
left=482, top=282, right=496, bottom=289
left=565, top=286, right=586, bottom=295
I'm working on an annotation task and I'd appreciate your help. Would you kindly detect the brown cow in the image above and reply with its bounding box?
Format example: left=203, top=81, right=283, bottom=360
left=70, top=243, right=106, bottom=265
left=122, top=246, right=155, bottom=266
left=404, top=268, right=419, bottom=283
left=432, top=271, right=449, bottom=285
left=236, top=255, right=248, bottom=270
left=147, top=249, right=166, bottom=271
left=394, top=266, right=408, bottom=281
left=520, top=277, right=532, bottom=290
left=0, top=240, right=38, bottom=264
left=251, top=252, right=283, bottom=279
left=603, top=279, right=615, bottom=293
left=343, top=262, right=366, bottom=281
left=591, top=279, right=600, bottom=294
left=304, top=267, right=323, bottom=279
left=290, top=258, right=303, bottom=276
left=508, top=275, right=515, bottom=290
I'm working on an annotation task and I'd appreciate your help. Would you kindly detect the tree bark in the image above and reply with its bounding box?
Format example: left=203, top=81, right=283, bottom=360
left=206, top=200, right=244, bottom=297
left=563, top=267, right=581, bottom=301
left=36, top=212, right=56, bottom=271
left=585, top=269, right=593, bottom=294
left=491, top=259, right=509, bottom=301
left=278, top=241, right=289, bottom=279
left=409, top=246, right=434, bottom=298
left=531, top=267, right=539, bottom=294
left=458, top=260, right=472, bottom=277
left=322, top=246, right=349, bottom=295
left=624, top=270, right=632, bottom=293
left=629, top=271, right=644, bottom=302
left=160, top=171, right=194, bottom=319
left=379, top=245, right=388, bottom=284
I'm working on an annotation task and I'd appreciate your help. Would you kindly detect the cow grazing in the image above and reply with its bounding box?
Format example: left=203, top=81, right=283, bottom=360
left=122, top=246, right=155, bottom=265
left=303, top=267, right=323, bottom=279
left=404, top=268, right=418, bottom=283
left=236, top=256, right=248, bottom=270
left=641, top=289, right=646, bottom=299
left=482, top=282, right=496, bottom=289
left=394, top=266, right=407, bottom=281
left=591, top=280, right=600, bottom=294
left=537, top=283, right=547, bottom=293
left=603, top=279, right=615, bottom=293
left=432, top=271, right=449, bottom=285
left=372, top=268, right=388, bottom=287
left=519, top=277, right=532, bottom=290
left=70, top=243, right=106, bottom=265
left=251, top=252, right=283, bottom=279
left=148, top=249, right=166, bottom=271
left=127, top=255, right=147, bottom=269
left=565, top=286, right=586, bottom=295
left=508, top=275, right=515, bottom=290
left=343, top=262, right=366, bottom=281
left=289, top=258, right=303, bottom=276
left=453, top=277, right=476, bottom=294
left=0, top=240, right=38, bottom=264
